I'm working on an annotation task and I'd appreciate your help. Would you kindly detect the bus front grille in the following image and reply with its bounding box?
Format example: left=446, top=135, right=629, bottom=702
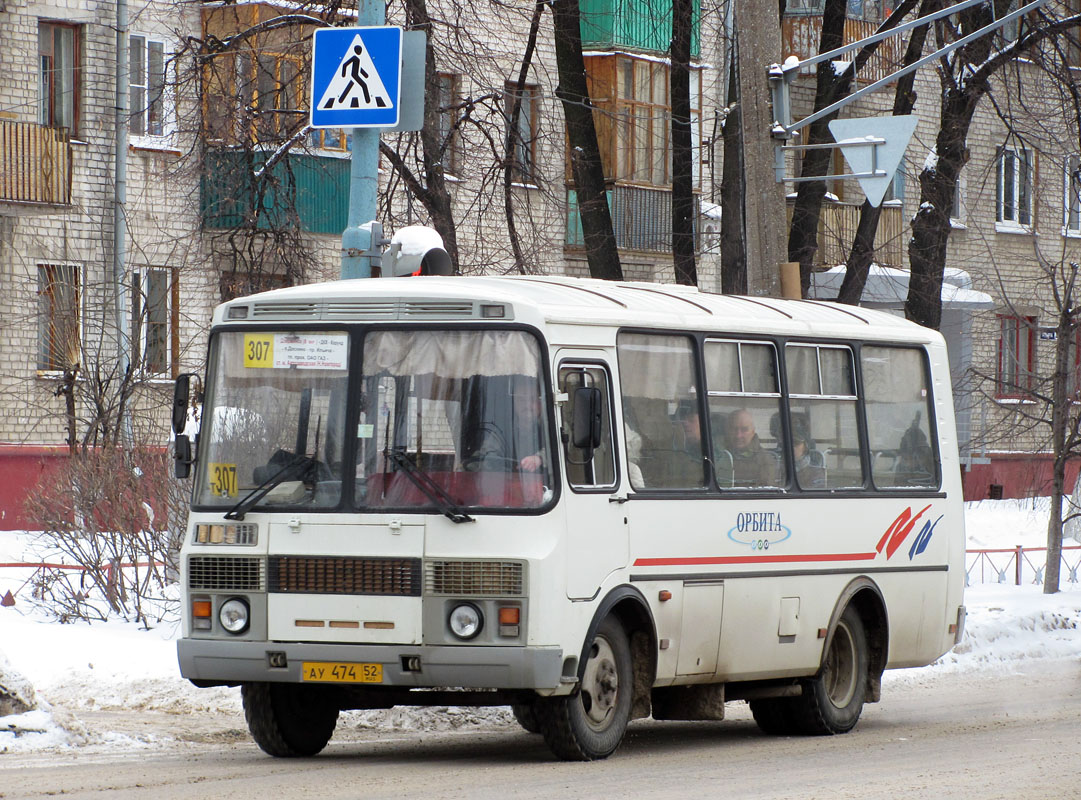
left=187, top=556, right=265, bottom=592
left=425, top=560, right=525, bottom=596
left=268, top=556, right=422, bottom=596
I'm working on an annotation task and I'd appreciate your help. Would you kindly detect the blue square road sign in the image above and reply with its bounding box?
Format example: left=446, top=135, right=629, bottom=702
left=310, top=26, right=402, bottom=129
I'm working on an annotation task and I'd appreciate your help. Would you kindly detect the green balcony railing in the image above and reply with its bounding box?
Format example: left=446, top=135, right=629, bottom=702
left=201, top=150, right=348, bottom=235
left=580, top=0, right=700, bottom=57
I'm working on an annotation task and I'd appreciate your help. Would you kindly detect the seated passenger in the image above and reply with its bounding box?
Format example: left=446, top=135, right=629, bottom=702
left=725, top=408, right=777, bottom=488
left=791, top=418, right=825, bottom=489
left=465, top=383, right=547, bottom=474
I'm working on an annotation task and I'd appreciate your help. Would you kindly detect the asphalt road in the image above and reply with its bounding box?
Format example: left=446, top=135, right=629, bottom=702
left=3, top=659, right=1080, bottom=800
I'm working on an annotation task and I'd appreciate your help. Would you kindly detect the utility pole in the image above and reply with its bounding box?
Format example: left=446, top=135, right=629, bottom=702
left=735, top=0, right=785, bottom=297
left=340, top=0, right=384, bottom=279
left=114, top=0, right=133, bottom=448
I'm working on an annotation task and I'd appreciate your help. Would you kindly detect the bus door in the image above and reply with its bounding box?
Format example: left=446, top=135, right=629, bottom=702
left=556, top=356, right=629, bottom=600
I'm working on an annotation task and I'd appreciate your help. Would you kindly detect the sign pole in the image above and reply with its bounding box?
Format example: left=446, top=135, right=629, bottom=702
left=341, top=0, right=384, bottom=279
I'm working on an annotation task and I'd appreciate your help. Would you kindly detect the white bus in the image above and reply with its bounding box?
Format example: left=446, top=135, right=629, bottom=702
left=174, top=275, right=965, bottom=761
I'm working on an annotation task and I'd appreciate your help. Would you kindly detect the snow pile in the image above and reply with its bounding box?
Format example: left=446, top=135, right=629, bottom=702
left=3, top=498, right=1081, bottom=753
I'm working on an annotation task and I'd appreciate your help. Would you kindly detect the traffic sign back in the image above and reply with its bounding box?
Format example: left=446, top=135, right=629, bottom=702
left=310, top=27, right=402, bottom=129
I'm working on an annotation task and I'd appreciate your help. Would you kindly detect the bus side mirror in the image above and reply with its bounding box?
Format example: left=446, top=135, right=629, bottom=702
left=175, top=434, right=192, bottom=479
left=572, top=387, right=603, bottom=450
left=173, top=373, right=193, bottom=434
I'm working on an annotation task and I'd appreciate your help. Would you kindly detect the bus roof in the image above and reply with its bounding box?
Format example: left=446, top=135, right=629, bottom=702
left=215, top=275, right=940, bottom=343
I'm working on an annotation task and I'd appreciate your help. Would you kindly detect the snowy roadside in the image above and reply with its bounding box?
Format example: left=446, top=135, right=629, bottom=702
left=2, top=499, right=1080, bottom=754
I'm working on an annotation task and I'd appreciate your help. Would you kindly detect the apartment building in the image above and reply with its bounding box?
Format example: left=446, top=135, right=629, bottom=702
left=1, top=0, right=1073, bottom=528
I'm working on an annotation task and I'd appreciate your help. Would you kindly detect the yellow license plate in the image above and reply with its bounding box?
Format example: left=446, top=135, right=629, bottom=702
left=301, top=661, right=382, bottom=684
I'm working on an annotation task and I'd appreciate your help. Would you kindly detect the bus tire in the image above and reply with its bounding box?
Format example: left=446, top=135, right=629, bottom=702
left=749, top=697, right=797, bottom=736
left=790, top=605, right=869, bottom=735
left=242, top=682, right=339, bottom=757
left=511, top=702, right=541, bottom=734
left=535, top=616, right=632, bottom=761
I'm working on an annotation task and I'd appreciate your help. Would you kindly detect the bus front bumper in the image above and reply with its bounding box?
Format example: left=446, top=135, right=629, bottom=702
left=177, top=638, right=565, bottom=691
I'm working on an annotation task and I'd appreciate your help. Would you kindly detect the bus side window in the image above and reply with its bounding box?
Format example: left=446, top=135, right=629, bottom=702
left=559, top=366, right=616, bottom=489
left=862, top=346, right=939, bottom=489
left=786, top=344, right=864, bottom=489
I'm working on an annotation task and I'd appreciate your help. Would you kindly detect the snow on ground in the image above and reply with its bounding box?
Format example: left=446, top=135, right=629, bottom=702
left=1, top=499, right=1080, bottom=754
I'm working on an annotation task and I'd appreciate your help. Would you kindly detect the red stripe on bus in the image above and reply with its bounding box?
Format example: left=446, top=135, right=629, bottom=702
left=632, top=553, right=878, bottom=567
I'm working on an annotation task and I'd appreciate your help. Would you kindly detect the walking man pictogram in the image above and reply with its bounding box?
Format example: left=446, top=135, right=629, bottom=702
left=340, top=44, right=372, bottom=107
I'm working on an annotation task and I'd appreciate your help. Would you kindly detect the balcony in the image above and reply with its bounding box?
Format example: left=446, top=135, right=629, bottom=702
left=566, top=185, right=700, bottom=254
left=0, top=120, right=72, bottom=208
left=580, top=0, right=700, bottom=57
left=201, top=150, right=348, bottom=235
left=807, top=201, right=905, bottom=269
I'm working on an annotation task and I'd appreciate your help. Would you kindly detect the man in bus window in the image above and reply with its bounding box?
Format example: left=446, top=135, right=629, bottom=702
left=792, top=417, right=826, bottom=489
left=465, top=378, right=547, bottom=474
left=725, top=408, right=778, bottom=487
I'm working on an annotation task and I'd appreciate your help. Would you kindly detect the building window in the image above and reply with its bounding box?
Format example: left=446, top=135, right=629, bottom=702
left=38, top=22, right=79, bottom=132
left=435, top=72, right=459, bottom=173
left=997, top=146, right=1033, bottom=229
left=132, top=268, right=177, bottom=375
left=129, top=34, right=169, bottom=141
left=997, top=314, right=1035, bottom=396
left=1065, top=155, right=1081, bottom=236
left=504, top=82, right=538, bottom=183
left=204, top=49, right=306, bottom=145
left=37, top=264, right=80, bottom=372
left=583, top=54, right=702, bottom=189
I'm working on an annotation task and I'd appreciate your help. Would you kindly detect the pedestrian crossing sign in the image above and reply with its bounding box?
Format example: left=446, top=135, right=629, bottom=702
left=310, top=26, right=402, bottom=129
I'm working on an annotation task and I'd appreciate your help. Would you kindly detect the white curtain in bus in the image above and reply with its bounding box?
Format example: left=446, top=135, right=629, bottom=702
left=365, top=330, right=542, bottom=381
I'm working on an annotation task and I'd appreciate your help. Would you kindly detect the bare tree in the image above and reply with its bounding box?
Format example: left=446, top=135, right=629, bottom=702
left=671, top=0, right=697, bottom=286
left=551, top=0, right=623, bottom=281
left=905, top=1, right=1081, bottom=329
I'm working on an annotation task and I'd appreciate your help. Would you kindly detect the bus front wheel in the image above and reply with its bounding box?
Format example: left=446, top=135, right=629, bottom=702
left=535, top=616, right=633, bottom=760
left=242, top=682, right=339, bottom=757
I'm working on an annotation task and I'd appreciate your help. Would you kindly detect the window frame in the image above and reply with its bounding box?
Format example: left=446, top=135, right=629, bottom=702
left=129, top=32, right=174, bottom=147
left=996, top=145, right=1034, bottom=232
left=1064, top=154, right=1081, bottom=237
left=132, top=266, right=179, bottom=378
left=435, top=72, right=460, bottom=175
left=38, top=21, right=81, bottom=134
left=36, top=262, right=82, bottom=374
left=505, top=81, right=539, bottom=184
left=996, top=314, right=1037, bottom=398
left=558, top=361, right=620, bottom=492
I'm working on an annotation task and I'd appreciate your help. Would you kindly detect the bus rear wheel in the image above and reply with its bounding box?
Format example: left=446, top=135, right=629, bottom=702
left=751, top=605, right=868, bottom=736
left=242, top=682, right=339, bottom=757
left=535, top=616, right=632, bottom=761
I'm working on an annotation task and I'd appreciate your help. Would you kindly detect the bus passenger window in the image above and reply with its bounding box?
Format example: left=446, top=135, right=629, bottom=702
left=559, top=366, right=616, bottom=489
left=862, top=346, right=939, bottom=488
left=704, top=340, right=785, bottom=489
left=616, top=333, right=707, bottom=489
left=786, top=344, right=863, bottom=489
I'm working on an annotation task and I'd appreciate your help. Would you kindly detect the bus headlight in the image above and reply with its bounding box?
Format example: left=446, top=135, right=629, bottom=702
left=219, top=598, right=250, bottom=634
left=448, top=603, right=483, bottom=640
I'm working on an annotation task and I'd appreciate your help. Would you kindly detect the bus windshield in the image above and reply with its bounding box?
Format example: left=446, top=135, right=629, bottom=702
left=194, top=328, right=554, bottom=514
left=194, top=331, right=350, bottom=511
left=359, top=329, right=554, bottom=512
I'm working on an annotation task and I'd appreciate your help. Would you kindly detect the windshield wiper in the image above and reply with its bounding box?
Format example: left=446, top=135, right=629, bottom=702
left=384, top=447, right=474, bottom=524
left=224, top=453, right=312, bottom=521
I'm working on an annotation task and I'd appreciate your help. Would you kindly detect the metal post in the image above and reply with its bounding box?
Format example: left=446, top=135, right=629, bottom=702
left=1016, top=544, right=1023, bottom=585
left=114, top=0, right=133, bottom=448
left=340, top=0, right=384, bottom=280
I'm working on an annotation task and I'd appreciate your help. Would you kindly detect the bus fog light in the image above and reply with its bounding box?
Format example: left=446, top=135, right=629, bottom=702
left=219, top=598, right=250, bottom=634
left=448, top=603, right=483, bottom=640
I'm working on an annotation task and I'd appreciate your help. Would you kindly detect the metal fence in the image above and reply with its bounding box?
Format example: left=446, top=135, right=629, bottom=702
left=966, top=545, right=1081, bottom=587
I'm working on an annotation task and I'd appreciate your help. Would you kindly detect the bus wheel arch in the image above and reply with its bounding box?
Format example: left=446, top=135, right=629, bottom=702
left=827, top=577, right=888, bottom=704
left=535, top=586, right=656, bottom=760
